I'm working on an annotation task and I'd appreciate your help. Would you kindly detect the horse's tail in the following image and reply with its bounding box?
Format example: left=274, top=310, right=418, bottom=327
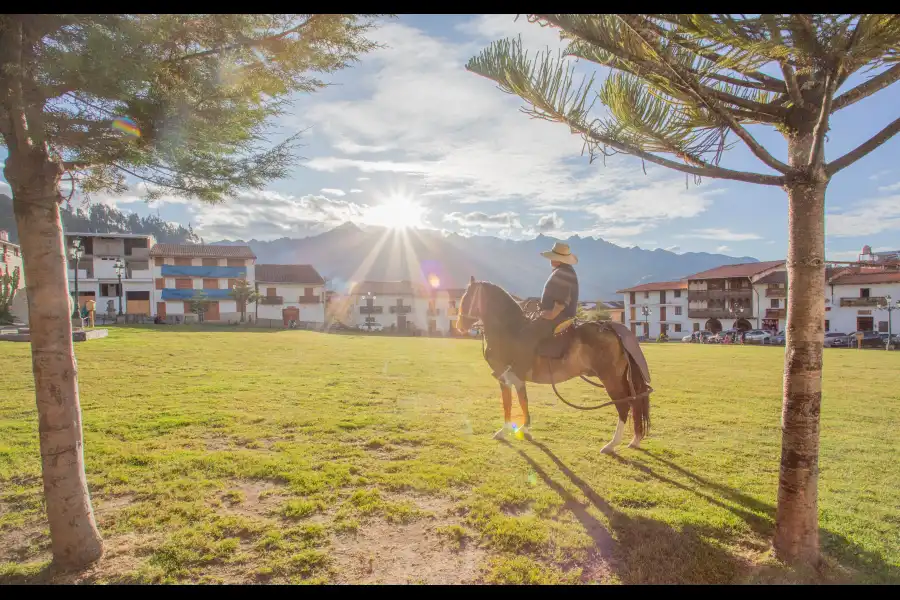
left=628, top=357, right=651, bottom=439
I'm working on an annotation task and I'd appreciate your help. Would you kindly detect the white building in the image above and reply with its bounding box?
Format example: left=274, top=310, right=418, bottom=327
left=64, top=232, right=155, bottom=318
left=685, top=260, right=786, bottom=333
left=348, top=280, right=466, bottom=335
left=825, top=267, right=900, bottom=334
left=150, top=243, right=256, bottom=323
left=1, top=230, right=28, bottom=324
left=254, top=264, right=326, bottom=327
left=618, top=280, right=690, bottom=339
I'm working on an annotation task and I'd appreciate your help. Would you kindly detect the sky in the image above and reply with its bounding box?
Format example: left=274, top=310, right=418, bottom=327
left=1, top=14, right=899, bottom=262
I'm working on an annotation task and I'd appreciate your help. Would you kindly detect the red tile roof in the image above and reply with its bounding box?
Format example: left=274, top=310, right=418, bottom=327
left=150, top=243, right=256, bottom=259
left=687, top=260, right=784, bottom=280
left=255, top=264, right=325, bottom=285
left=828, top=270, right=900, bottom=285
left=755, top=271, right=787, bottom=285
left=616, top=281, right=688, bottom=294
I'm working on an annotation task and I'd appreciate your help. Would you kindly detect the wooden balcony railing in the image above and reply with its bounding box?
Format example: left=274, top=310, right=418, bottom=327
left=765, top=308, right=786, bottom=319
left=297, top=295, right=321, bottom=304
left=390, top=305, right=413, bottom=314
left=765, top=288, right=786, bottom=297
left=260, top=296, right=283, bottom=305
left=840, top=296, right=885, bottom=308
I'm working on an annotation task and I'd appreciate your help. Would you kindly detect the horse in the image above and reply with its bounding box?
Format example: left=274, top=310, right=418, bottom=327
left=456, top=278, right=652, bottom=453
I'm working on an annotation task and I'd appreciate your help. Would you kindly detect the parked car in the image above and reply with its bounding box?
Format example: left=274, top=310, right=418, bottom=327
left=683, top=330, right=713, bottom=343
left=771, top=331, right=786, bottom=345
left=823, top=332, right=848, bottom=347
left=712, top=329, right=738, bottom=343
left=849, top=330, right=883, bottom=348
left=878, top=333, right=900, bottom=349
left=743, top=329, right=773, bottom=344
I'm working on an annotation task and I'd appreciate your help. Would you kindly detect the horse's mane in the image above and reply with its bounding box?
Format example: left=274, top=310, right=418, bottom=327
left=477, top=281, right=524, bottom=316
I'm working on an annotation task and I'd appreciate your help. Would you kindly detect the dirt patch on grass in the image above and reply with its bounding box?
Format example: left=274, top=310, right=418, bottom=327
left=330, top=493, right=486, bottom=584
left=214, top=479, right=289, bottom=519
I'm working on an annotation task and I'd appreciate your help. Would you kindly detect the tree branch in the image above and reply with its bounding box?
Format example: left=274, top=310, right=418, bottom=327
left=567, top=115, right=785, bottom=186
left=808, top=72, right=836, bottom=167
left=826, top=115, right=900, bottom=176
left=830, top=63, right=900, bottom=113
left=617, top=15, right=792, bottom=174
left=763, top=15, right=805, bottom=108
left=165, top=15, right=320, bottom=64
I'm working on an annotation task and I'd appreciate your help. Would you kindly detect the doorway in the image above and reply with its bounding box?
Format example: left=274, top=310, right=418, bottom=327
left=398, top=315, right=407, bottom=331
left=856, top=316, right=874, bottom=331
left=283, top=307, right=300, bottom=327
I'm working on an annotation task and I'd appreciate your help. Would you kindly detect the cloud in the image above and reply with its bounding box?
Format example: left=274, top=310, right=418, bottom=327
left=664, top=245, right=681, bottom=252
left=827, top=195, right=900, bottom=237
left=356, top=177, right=371, bottom=182
left=536, top=212, right=564, bottom=232
left=444, top=211, right=522, bottom=229
left=349, top=188, right=363, bottom=194
left=676, top=228, right=763, bottom=241
left=877, top=181, right=900, bottom=192
left=716, top=245, right=732, bottom=253
left=302, top=19, right=722, bottom=225
left=320, top=188, right=346, bottom=196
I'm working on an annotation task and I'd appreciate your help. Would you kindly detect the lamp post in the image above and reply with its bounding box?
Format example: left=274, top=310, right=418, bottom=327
left=641, top=304, right=651, bottom=339
left=730, top=301, right=745, bottom=343
left=69, top=237, right=84, bottom=318
left=878, top=294, right=899, bottom=350
left=114, top=257, right=125, bottom=317
left=364, top=291, right=376, bottom=331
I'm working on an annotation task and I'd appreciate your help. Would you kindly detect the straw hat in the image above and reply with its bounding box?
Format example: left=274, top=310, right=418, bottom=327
left=540, top=242, right=578, bottom=265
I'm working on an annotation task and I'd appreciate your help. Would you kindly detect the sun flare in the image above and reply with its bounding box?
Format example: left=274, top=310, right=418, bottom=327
left=364, top=193, right=427, bottom=230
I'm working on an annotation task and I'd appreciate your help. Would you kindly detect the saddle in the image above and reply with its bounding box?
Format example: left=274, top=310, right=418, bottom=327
left=536, top=317, right=578, bottom=359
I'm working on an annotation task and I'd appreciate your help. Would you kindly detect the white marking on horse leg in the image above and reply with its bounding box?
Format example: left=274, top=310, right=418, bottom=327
left=493, top=422, right=512, bottom=440
left=601, top=419, right=626, bottom=454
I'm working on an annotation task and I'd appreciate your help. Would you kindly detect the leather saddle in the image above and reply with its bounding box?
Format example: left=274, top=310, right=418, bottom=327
left=536, top=318, right=578, bottom=359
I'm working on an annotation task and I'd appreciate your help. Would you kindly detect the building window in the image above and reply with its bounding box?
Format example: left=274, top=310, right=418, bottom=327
left=155, top=278, right=165, bottom=290
left=227, top=259, right=245, bottom=267
left=267, top=287, right=277, bottom=297
left=174, top=257, right=192, bottom=266
left=175, top=278, right=192, bottom=290
left=203, top=278, right=219, bottom=290
left=693, top=322, right=700, bottom=332
left=155, top=257, right=164, bottom=266
left=100, top=283, right=121, bottom=297
left=202, top=258, right=218, bottom=267
left=674, top=324, right=682, bottom=333
left=644, top=291, right=649, bottom=299
left=673, top=290, right=681, bottom=298
left=304, top=287, right=314, bottom=297
left=228, top=278, right=238, bottom=289
left=674, top=306, right=682, bottom=316
left=860, top=288, right=870, bottom=298
left=879, top=320, right=889, bottom=333
left=770, top=298, right=779, bottom=308
left=825, top=320, right=830, bottom=332
left=629, top=292, right=636, bottom=304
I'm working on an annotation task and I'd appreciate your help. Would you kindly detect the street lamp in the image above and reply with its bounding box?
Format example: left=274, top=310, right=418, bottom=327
left=364, top=291, right=376, bottom=331
left=641, top=304, right=651, bottom=338
left=114, top=257, right=125, bottom=316
left=877, top=294, right=900, bottom=350
left=69, top=237, right=84, bottom=318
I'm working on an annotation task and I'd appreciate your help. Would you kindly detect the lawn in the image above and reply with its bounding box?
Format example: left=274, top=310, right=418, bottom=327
left=0, top=328, right=897, bottom=584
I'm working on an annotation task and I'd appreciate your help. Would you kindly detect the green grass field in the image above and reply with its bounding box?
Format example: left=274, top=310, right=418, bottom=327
left=0, top=328, right=898, bottom=584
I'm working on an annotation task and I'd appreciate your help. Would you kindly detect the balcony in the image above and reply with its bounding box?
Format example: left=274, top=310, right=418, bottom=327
left=688, top=289, right=752, bottom=303
left=161, top=264, right=247, bottom=278
left=840, top=296, right=885, bottom=308
left=766, top=308, right=786, bottom=319
left=260, top=296, right=284, bottom=305
left=360, top=305, right=383, bottom=315
left=68, top=269, right=93, bottom=280
left=126, top=268, right=152, bottom=280
left=127, top=247, right=150, bottom=259
left=765, top=287, right=786, bottom=298
left=688, top=308, right=756, bottom=319
left=297, top=295, right=321, bottom=304
left=390, top=305, right=413, bottom=314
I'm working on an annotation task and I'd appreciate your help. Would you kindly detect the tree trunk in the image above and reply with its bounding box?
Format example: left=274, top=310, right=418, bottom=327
left=773, top=132, right=827, bottom=566
left=5, top=149, right=104, bottom=569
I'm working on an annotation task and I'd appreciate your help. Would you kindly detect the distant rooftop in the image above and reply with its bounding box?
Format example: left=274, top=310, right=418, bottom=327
left=256, top=264, right=325, bottom=285
left=64, top=232, right=154, bottom=239
left=150, top=243, right=256, bottom=259
left=616, top=281, right=688, bottom=294
left=686, top=260, right=785, bottom=281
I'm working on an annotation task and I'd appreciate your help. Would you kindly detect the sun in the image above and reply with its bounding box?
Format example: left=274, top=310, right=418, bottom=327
left=364, top=193, right=427, bottom=230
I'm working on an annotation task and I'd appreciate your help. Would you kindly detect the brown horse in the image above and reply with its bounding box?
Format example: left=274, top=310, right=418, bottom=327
left=457, top=279, right=652, bottom=453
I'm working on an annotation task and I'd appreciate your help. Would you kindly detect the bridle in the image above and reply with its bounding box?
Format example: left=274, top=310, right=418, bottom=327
left=460, top=283, right=487, bottom=358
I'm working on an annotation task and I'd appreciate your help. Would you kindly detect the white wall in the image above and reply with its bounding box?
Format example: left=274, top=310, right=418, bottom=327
left=622, top=289, right=690, bottom=338
left=826, top=281, right=900, bottom=333
left=256, top=283, right=325, bottom=323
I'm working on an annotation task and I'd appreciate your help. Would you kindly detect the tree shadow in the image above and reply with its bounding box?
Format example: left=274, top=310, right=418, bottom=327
left=501, top=438, right=752, bottom=584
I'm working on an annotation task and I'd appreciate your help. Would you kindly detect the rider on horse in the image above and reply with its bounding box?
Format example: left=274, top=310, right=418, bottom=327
left=496, top=242, right=579, bottom=387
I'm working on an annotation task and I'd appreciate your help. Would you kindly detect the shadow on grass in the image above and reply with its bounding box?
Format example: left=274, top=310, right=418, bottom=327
left=507, top=440, right=899, bottom=584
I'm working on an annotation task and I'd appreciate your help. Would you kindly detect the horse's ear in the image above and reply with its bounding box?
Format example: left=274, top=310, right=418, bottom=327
left=470, top=275, right=475, bottom=284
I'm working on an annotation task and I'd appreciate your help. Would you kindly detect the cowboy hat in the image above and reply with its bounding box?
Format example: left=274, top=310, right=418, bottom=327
left=540, top=242, right=578, bottom=265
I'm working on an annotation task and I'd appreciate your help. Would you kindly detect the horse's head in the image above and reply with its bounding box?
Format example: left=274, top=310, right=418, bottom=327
left=456, top=275, right=482, bottom=334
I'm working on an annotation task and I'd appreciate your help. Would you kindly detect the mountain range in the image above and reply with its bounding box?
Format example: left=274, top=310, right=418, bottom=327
left=215, top=222, right=758, bottom=300
left=1, top=193, right=758, bottom=299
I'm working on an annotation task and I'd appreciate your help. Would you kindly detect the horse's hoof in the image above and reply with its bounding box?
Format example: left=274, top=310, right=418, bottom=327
left=492, top=427, right=508, bottom=440
left=628, top=440, right=642, bottom=449
left=600, top=444, right=617, bottom=455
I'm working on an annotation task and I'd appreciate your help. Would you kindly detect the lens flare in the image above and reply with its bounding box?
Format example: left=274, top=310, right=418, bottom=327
left=112, top=117, right=141, bottom=137
left=428, top=274, right=441, bottom=288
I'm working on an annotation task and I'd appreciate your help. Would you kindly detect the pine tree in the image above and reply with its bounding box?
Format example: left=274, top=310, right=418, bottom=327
left=467, top=14, right=900, bottom=566
left=0, top=14, right=383, bottom=569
